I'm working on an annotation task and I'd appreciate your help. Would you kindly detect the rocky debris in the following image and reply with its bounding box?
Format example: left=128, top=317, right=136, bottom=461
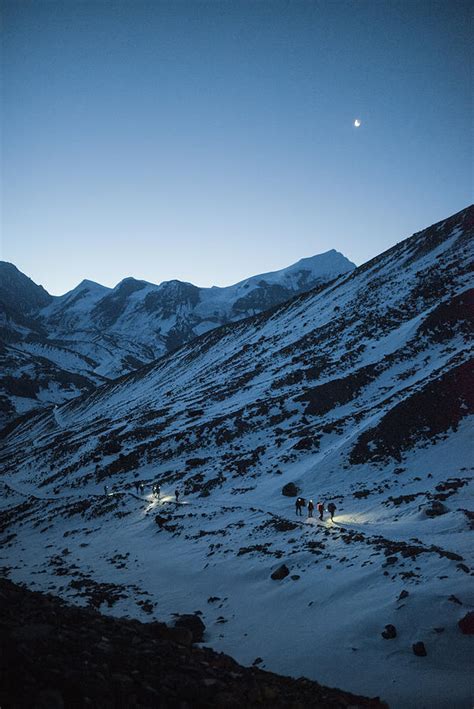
left=424, top=501, right=448, bottom=517
left=174, top=613, right=206, bottom=642
left=381, top=624, right=397, bottom=639
left=460, top=508, right=474, bottom=529
left=397, top=590, right=409, bottom=601
left=281, top=482, right=298, bottom=497
left=350, top=359, right=474, bottom=465
left=458, top=611, right=474, bottom=634
left=155, top=513, right=171, bottom=528
left=271, top=564, right=290, bottom=580
left=412, top=641, right=427, bottom=656
left=0, top=579, right=386, bottom=708
left=260, top=516, right=298, bottom=532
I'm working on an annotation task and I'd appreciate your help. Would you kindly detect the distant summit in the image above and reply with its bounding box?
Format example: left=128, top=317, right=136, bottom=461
left=0, top=261, right=52, bottom=316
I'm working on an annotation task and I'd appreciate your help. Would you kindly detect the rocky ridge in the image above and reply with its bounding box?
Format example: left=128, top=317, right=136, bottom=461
left=0, top=578, right=386, bottom=708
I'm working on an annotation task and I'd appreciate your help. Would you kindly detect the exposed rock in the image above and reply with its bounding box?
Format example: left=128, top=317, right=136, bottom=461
left=155, top=513, right=171, bottom=528
left=424, top=501, right=448, bottom=517
left=281, top=482, right=298, bottom=497
left=0, top=579, right=387, bottom=708
left=271, top=564, right=290, bottom=580
left=458, top=611, right=474, bottom=635
left=397, top=590, right=409, bottom=601
left=381, top=624, right=397, bottom=640
left=412, top=641, right=427, bottom=656
left=174, top=613, right=206, bottom=642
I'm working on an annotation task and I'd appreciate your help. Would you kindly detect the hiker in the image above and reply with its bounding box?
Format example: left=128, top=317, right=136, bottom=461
left=327, top=502, right=336, bottom=521
left=134, top=481, right=140, bottom=494
left=139, top=482, right=145, bottom=495
left=155, top=484, right=161, bottom=499
left=317, top=501, right=324, bottom=521
left=308, top=499, right=314, bottom=518
left=295, top=497, right=303, bottom=516
left=104, top=485, right=108, bottom=496
left=175, top=488, right=180, bottom=503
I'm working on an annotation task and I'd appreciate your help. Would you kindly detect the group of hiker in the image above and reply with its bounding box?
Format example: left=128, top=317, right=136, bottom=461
left=104, top=481, right=181, bottom=503
left=295, top=497, right=336, bottom=521
left=133, top=481, right=146, bottom=495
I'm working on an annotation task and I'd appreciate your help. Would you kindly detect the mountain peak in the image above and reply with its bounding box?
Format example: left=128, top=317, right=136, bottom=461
left=0, top=261, right=52, bottom=314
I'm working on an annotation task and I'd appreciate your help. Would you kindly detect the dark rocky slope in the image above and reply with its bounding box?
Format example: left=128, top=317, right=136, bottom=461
left=0, top=578, right=386, bottom=709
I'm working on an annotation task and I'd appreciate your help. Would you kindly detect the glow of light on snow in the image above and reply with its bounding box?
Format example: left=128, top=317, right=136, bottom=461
left=354, top=119, right=361, bottom=127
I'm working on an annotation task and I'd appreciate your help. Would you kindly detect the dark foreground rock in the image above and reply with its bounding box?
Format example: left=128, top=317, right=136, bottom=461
left=0, top=578, right=387, bottom=708
left=174, top=613, right=206, bottom=642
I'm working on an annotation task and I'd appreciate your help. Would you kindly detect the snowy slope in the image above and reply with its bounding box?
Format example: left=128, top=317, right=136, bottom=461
left=0, top=206, right=473, bottom=707
left=0, top=250, right=354, bottom=425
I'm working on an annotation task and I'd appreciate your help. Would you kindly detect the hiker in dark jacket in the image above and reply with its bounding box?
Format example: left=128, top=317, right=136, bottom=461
left=175, top=488, right=180, bottom=503
left=155, top=484, right=161, bottom=499
left=327, top=502, right=336, bottom=520
left=134, top=481, right=140, bottom=494
left=317, top=501, right=324, bottom=521
left=139, top=483, right=145, bottom=494
left=295, top=497, right=303, bottom=516
left=104, top=485, right=108, bottom=496
left=308, top=499, right=314, bottom=518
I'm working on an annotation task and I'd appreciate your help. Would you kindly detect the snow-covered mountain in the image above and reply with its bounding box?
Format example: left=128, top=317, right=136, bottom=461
left=0, top=250, right=354, bottom=425
left=0, top=205, right=473, bottom=707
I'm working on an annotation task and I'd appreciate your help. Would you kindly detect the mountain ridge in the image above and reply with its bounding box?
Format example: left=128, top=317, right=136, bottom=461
left=0, top=249, right=355, bottom=426
left=0, top=205, right=472, bottom=707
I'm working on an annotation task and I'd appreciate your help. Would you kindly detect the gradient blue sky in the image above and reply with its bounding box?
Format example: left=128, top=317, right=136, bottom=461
left=2, top=0, right=472, bottom=295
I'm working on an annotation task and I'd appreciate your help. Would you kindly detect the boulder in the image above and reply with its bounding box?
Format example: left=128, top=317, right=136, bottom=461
left=424, top=501, right=448, bottom=517
left=381, top=624, right=397, bottom=640
left=458, top=611, right=474, bottom=635
left=174, top=614, right=206, bottom=643
left=282, top=482, right=298, bottom=497
left=412, top=641, right=427, bottom=656
left=271, top=564, right=289, bottom=581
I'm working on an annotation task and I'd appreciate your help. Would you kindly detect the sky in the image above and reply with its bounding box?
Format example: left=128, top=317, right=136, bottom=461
left=1, top=0, right=472, bottom=295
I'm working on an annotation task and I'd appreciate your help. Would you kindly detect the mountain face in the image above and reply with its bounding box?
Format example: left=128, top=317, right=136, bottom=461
left=0, top=262, right=52, bottom=319
left=0, top=250, right=354, bottom=426
left=0, top=206, right=472, bottom=707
